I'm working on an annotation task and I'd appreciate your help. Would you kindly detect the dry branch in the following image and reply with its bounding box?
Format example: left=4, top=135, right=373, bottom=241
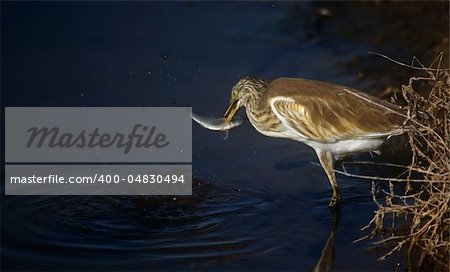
left=355, top=54, right=449, bottom=270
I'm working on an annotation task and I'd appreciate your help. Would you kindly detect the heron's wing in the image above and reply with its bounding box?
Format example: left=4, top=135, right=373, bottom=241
left=269, top=94, right=403, bottom=143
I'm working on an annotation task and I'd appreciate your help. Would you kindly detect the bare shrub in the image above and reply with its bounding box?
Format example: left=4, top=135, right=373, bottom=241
left=360, top=54, right=450, bottom=270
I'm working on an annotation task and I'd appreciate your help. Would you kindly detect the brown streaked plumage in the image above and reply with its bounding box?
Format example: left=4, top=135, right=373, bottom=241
left=223, top=77, right=405, bottom=206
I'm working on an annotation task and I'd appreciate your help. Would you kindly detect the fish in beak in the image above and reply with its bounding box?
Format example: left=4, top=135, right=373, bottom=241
left=191, top=112, right=245, bottom=131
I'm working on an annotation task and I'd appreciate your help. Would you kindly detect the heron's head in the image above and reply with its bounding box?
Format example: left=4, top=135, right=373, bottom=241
left=223, top=77, right=266, bottom=122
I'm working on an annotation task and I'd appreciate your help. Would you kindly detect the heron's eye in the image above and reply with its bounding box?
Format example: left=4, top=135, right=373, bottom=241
left=232, top=90, right=237, bottom=96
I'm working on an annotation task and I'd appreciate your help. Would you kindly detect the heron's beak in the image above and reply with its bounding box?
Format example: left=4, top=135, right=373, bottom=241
left=223, top=97, right=239, bottom=123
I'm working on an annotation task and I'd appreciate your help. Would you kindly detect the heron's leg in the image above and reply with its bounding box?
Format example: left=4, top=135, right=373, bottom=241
left=316, top=149, right=341, bottom=206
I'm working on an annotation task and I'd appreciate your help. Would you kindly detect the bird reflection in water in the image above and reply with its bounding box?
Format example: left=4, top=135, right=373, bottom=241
left=313, top=209, right=340, bottom=272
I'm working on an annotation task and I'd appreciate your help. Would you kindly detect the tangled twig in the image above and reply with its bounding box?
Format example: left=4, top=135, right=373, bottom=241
left=350, top=53, right=450, bottom=270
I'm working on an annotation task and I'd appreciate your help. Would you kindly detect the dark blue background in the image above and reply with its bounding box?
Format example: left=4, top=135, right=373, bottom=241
left=3, top=1, right=440, bottom=271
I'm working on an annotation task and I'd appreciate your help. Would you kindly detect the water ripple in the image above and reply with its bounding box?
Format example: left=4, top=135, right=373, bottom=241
left=3, top=179, right=277, bottom=268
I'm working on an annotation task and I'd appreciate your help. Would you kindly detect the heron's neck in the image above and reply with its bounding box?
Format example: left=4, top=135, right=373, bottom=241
left=243, top=91, right=284, bottom=133
left=242, top=90, right=264, bottom=110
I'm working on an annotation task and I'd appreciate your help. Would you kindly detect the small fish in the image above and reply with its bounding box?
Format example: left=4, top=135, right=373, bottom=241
left=191, top=112, right=246, bottom=131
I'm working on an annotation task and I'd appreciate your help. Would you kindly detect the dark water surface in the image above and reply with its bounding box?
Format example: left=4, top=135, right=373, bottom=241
left=2, top=2, right=415, bottom=271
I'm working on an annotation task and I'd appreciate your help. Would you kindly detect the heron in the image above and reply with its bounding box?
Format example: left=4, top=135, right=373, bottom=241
left=223, top=77, right=405, bottom=206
